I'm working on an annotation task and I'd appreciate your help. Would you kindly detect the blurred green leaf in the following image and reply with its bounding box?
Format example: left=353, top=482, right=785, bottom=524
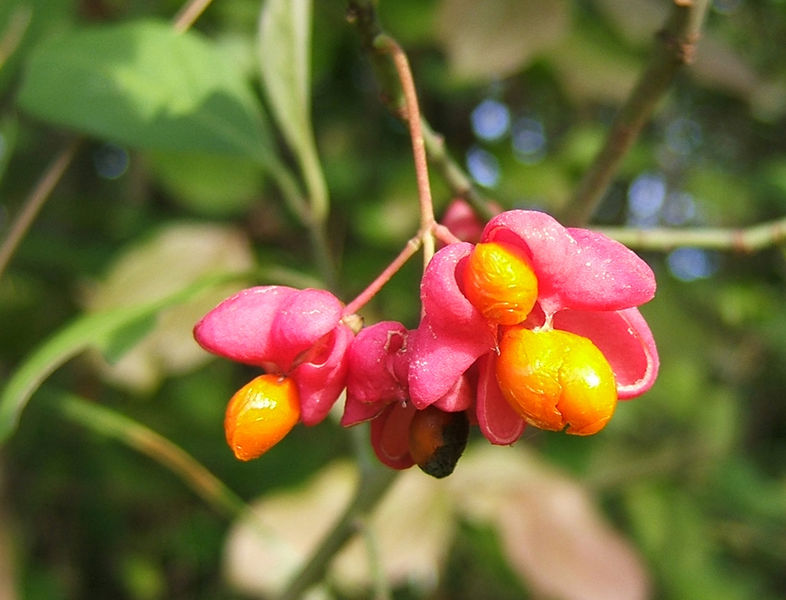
left=99, top=313, right=158, bottom=365
left=549, top=27, right=639, bottom=104
left=17, top=20, right=275, bottom=162
left=0, top=273, right=242, bottom=444
left=146, top=151, right=264, bottom=217
left=436, top=0, right=569, bottom=81
left=82, top=223, right=255, bottom=392
left=624, top=483, right=769, bottom=600
left=258, top=0, right=327, bottom=217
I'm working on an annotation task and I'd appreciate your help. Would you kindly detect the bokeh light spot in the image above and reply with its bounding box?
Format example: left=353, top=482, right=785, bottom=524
left=471, top=99, right=511, bottom=142
left=662, top=192, right=697, bottom=226
left=627, top=173, right=666, bottom=226
left=665, top=118, right=702, bottom=156
left=713, top=0, right=743, bottom=15
left=93, top=143, right=130, bottom=180
left=512, top=117, right=546, bottom=165
left=667, top=247, right=719, bottom=281
left=466, top=146, right=501, bottom=187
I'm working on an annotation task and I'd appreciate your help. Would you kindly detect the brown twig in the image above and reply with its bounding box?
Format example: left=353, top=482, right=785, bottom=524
left=563, top=0, right=710, bottom=226
left=347, top=0, right=494, bottom=224
left=342, top=233, right=423, bottom=317
left=420, top=118, right=495, bottom=221
left=374, top=34, right=436, bottom=265
left=172, top=0, right=214, bottom=33
left=0, top=138, right=81, bottom=280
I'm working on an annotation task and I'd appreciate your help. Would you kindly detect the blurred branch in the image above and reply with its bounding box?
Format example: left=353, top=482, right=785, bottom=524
left=277, top=421, right=398, bottom=600
left=563, top=0, right=711, bottom=226
left=54, top=392, right=256, bottom=524
left=346, top=0, right=494, bottom=222
left=360, top=514, right=393, bottom=600
left=0, top=138, right=81, bottom=281
left=278, top=445, right=398, bottom=600
left=0, top=4, right=31, bottom=69
left=596, top=216, right=786, bottom=253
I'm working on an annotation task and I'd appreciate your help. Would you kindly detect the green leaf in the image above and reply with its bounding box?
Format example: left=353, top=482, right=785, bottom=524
left=258, top=0, right=328, bottom=219
left=17, top=20, right=275, bottom=163
left=0, top=274, right=239, bottom=444
left=83, top=223, right=255, bottom=393
left=145, top=151, right=265, bottom=217
left=98, top=313, right=158, bottom=364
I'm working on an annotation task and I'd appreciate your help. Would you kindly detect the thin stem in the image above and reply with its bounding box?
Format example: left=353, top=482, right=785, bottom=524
left=596, top=217, right=786, bottom=253
left=0, top=4, right=32, bottom=69
left=348, top=1, right=494, bottom=223
left=343, top=233, right=422, bottom=316
left=172, top=0, right=215, bottom=33
left=374, top=34, right=436, bottom=266
left=563, top=0, right=710, bottom=226
left=277, top=461, right=398, bottom=600
left=433, top=222, right=462, bottom=245
left=0, top=138, right=81, bottom=281
left=54, top=392, right=256, bottom=524
left=53, top=390, right=295, bottom=561
left=360, top=515, right=392, bottom=600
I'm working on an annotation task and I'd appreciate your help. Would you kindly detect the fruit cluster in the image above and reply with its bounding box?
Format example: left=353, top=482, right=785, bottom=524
left=194, top=210, right=658, bottom=477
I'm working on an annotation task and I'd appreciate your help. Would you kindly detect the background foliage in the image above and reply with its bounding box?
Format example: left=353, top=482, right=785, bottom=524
left=1, top=0, right=786, bottom=598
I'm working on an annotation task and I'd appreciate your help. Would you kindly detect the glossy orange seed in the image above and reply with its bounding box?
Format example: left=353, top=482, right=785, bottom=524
left=495, top=327, right=617, bottom=435
left=463, top=241, right=538, bottom=325
left=224, top=374, right=300, bottom=461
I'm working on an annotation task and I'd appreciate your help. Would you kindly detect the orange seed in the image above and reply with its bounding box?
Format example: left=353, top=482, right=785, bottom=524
left=495, top=327, right=617, bottom=435
left=463, top=241, right=538, bottom=325
left=224, top=374, right=301, bottom=461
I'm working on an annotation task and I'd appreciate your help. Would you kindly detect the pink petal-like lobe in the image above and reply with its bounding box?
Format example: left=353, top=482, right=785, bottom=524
left=269, top=288, right=345, bottom=370
left=194, top=286, right=345, bottom=372
left=293, top=324, right=355, bottom=425
left=346, top=322, right=410, bottom=405
left=193, top=286, right=296, bottom=367
left=409, top=243, right=497, bottom=407
left=476, top=354, right=527, bottom=444
left=563, top=228, right=656, bottom=310
left=433, top=373, right=475, bottom=413
left=481, top=210, right=655, bottom=315
left=341, top=396, right=387, bottom=427
left=370, top=403, right=416, bottom=470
